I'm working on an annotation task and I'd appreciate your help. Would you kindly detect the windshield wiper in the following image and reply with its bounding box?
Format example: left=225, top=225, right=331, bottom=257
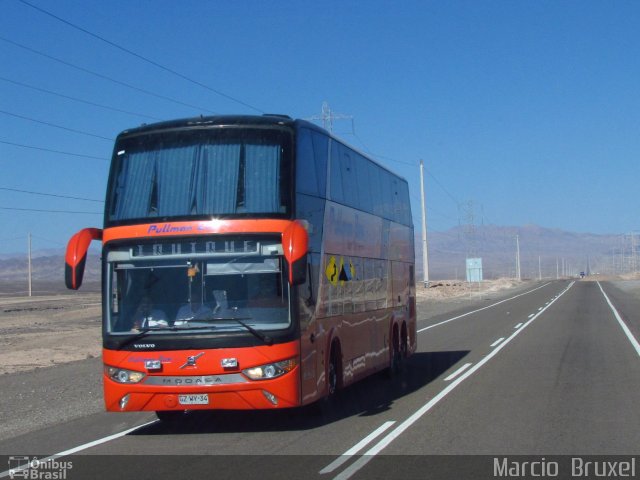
left=196, top=316, right=274, bottom=346
left=230, top=317, right=274, bottom=346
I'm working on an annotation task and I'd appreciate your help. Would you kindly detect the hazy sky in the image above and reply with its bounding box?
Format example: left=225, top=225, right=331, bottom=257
left=1, top=0, right=638, bottom=254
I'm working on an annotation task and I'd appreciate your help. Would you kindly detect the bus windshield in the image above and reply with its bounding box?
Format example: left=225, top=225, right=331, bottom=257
left=106, top=240, right=291, bottom=335
left=106, top=127, right=291, bottom=225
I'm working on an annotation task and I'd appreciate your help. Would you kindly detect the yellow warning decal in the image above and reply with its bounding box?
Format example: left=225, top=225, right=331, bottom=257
left=338, top=257, right=356, bottom=285
left=325, top=256, right=338, bottom=286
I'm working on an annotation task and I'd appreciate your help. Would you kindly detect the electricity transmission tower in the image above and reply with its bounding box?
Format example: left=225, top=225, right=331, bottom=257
left=307, top=102, right=353, bottom=133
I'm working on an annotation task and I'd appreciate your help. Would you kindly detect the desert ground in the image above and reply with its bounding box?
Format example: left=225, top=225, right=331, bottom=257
left=0, top=291, right=101, bottom=375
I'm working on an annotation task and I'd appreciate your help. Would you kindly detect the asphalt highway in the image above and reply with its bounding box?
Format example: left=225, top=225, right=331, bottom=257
left=1, top=280, right=638, bottom=480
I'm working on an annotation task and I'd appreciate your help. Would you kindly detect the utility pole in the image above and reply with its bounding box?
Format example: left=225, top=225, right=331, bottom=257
left=419, top=160, right=429, bottom=287
left=27, top=232, right=32, bottom=297
left=556, top=258, right=559, bottom=280
left=620, top=235, right=626, bottom=274
left=538, top=255, right=542, bottom=280
left=632, top=232, right=637, bottom=273
left=516, top=235, right=521, bottom=281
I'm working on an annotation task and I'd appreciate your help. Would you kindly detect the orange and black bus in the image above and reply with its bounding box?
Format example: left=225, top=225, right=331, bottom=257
left=65, top=115, right=416, bottom=421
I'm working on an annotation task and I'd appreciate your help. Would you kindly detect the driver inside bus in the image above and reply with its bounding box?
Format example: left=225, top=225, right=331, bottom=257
left=131, top=295, right=168, bottom=330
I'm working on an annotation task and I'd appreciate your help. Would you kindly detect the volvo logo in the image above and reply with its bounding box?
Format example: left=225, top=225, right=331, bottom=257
left=180, top=352, right=205, bottom=369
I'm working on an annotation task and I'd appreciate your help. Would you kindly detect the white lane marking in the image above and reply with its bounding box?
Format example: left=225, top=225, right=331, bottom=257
left=490, top=337, right=505, bottom=347
left=514, top=323, right=523, bottom=329
left=0, top=420, right=158, bottom=479
left=418, top=282, right=552, bottom=333
left=333, top=281, right=575, bottom=480
left=528, top=314, right=534, bottom=318
left=538, top=307, right=543, bottom=311
left=319, top=421, right=396, bottom=474
left=443, top=363, right=473, bottom=381
left=597, top=282, right=640, bottom=357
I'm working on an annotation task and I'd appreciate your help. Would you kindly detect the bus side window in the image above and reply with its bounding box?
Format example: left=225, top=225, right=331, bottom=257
left=369, top=165, right=383, bottom=216
left=341, top=150, right=358, bottom=209
left=330, top=140, right=344, bottom=203
left=296, top=128, right=319, bottom=196
left=399, top=181, right=411, bottom=226
left=310, top=131, right=328, bottom=198
left=355, top=153, right=370, bottom=213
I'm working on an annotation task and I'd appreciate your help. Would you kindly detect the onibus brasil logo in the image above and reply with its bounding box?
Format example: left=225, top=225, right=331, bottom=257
left=7, top=456, right=72, bottom=479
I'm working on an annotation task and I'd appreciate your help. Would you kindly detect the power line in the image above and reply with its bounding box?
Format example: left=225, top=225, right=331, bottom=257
left=0, top=109, right=113, bottom=141
left=346, top=119, right=462, bottom=212
left=31, top=234, right=65, bottom=247
left=0, top=36, right=218, bottom=115
left=0, top=140, right=108, bottom=161
left=0, top=187, right=104, bottom=203
left=17, top=0, right=264, bottom=114
left=0, top=235, right=24, bottom=242
left=0, top=206, right=101, bottom=214
left=0, top=75, right=163, bottom=121
left=350, top=132, right=417, bottom=167
left=409, top=192, right=458, bottom=222
left=425, top=169, right=461, bottom=207
left=374, top=154, right=417, bottom=167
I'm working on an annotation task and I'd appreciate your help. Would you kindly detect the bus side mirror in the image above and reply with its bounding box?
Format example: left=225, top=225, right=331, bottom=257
left=282, top=221, right=308, bottom=286
left=65, top=228, right=102, bottom=290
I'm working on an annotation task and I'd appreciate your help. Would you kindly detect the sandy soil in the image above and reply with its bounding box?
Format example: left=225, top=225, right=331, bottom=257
left=416, top=278, right=525, bottom=301
left=0, top=293, right=101, bottom=375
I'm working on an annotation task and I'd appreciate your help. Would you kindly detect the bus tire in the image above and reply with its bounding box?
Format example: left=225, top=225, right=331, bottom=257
left=327, top=344, right=339, bottom=397
left=386, top=325, right=405, bottom=379
left=316, top=342, right=341, bottom=416
left=400, top=322, right=408, bottom=360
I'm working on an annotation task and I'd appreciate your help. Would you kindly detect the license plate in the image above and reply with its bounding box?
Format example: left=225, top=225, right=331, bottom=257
left=178, top=394, right=209, bottom=405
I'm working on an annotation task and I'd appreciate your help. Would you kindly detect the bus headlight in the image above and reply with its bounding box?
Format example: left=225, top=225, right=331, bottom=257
left=105, top=365, right=146, bottom=384
left=242, top=359, right=297, bottom=380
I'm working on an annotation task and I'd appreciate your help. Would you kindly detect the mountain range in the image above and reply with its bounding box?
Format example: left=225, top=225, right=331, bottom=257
left=0, top=224, right=631, bottom=290
left=418, top=224, right=627, bottom=280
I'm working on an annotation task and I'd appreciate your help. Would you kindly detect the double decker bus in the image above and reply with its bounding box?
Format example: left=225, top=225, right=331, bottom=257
left=65, top=115, right=416, bottom=421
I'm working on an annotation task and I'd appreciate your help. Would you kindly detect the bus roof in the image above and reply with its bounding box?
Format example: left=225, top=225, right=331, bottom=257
left=118, top=115, right=302, bottom=137
left=115, top=114, right=408, bottom=184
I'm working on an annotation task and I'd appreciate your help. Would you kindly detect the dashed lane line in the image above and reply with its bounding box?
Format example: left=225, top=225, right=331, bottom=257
left=443, top=363, right=473, bottom=382
left=332, top=281, right=575, bottom=480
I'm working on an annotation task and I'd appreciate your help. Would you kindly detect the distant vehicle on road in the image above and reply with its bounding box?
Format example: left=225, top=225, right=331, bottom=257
left=64, top=115, right=416, bottom=422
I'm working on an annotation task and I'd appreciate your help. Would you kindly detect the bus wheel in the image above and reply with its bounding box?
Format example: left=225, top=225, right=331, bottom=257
left=328, top=344, right=339, bottom=397
left=316, top=344, right=340, bottom=416
left=387, top=328, right=404, bottom=379
left=400, top=323, right=408, bottom=360
left=156, top=410, right=187, bottom=423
